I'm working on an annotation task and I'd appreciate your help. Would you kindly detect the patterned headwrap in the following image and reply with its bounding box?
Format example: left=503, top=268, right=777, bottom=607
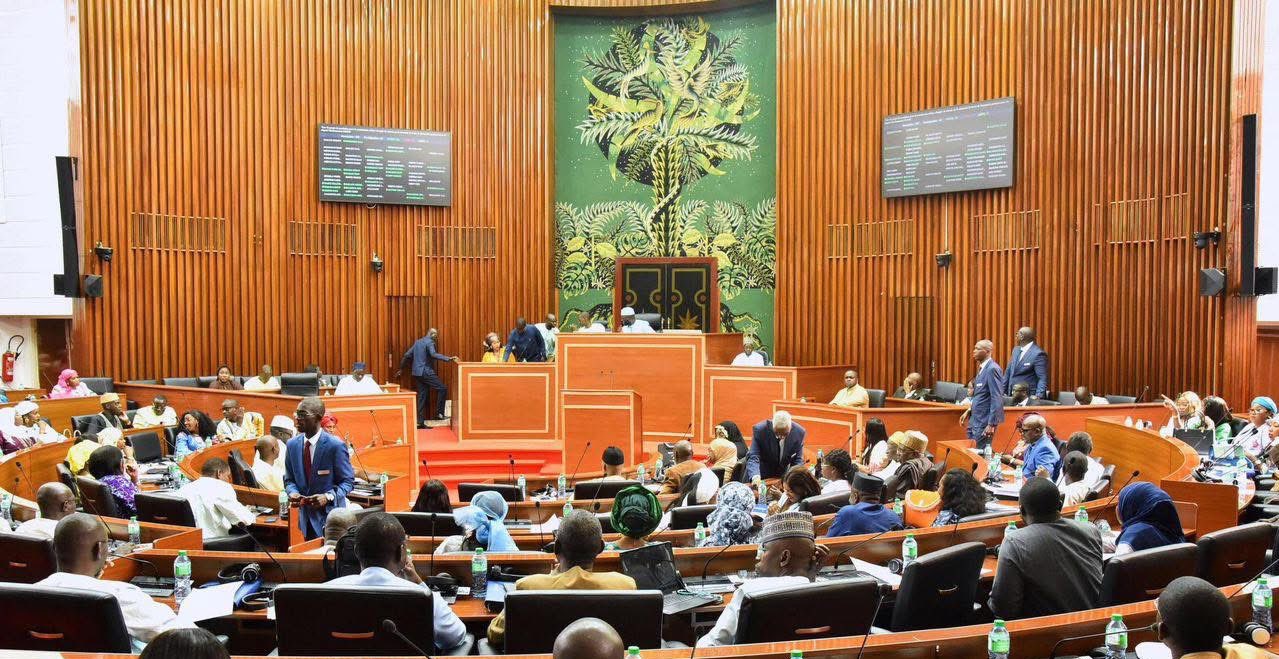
left=701, top=481, right=757, bottom=547
left=610, top=486, right=660, bottom=539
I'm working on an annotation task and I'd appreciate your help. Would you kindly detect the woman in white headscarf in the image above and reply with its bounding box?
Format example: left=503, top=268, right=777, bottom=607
left=433, top=490, right=519, bottom=554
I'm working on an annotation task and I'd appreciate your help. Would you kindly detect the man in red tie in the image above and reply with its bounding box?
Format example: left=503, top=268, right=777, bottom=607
left=283, top=396, right=356, bottom=540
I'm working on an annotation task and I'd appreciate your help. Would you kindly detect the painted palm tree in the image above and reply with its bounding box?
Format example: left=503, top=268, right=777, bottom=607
left=577, top=17, right=761, bottom=256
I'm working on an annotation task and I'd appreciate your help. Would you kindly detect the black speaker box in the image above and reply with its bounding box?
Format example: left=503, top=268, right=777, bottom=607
left=82, top=274, right=104, bottom=298
left=1199, top=268, right=1226, bottom=297
left=1255, top=267, right=1277, bottom=296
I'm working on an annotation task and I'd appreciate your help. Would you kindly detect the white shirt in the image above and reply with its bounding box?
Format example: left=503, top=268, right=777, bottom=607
left=731, top=351, right=767, bottom=367
left=14, top=516, right=59, bottom=540
left=1061, top=480, right=1091, bottom=508
left=873, top=460, right=900, bottom=480
left=696, top=576, right=811, bottom=647
left=327, top=566, right=467, bottom=650
left=865, top=441, right=890, bottom=471
left=334, top=374, right=383, bottom=396
left=251, top=455, right=286, bottom=492
left=1236, top=423, right=1271, bottom=455
left=1086, top=397, right=1111, bottom=405
left=36, top=572, right=191, bottom=645
left=621, top=318, right=655, bottom=333
left=576, top=322, right=607, bottom=333
left=132, top=406, right=177, bottom=428
left=243, top=376, right=281, bottom=392
left=176, top=477, right=257, bottom=539
left=216, top=413, right=263, bottom=441
left=534, top=323, right=559, bottom=359
left=821, top=479, right=851, bottom=496
left=1056, top=456, right=1105, bottom=490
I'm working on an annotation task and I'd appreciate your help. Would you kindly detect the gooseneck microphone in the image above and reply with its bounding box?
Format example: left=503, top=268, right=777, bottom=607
left=1101, top=470, right=1140, bottom=510
left=14, top=461, right=36, bottom=499
left=420, top=459, right=433, bottom=481
left=1046, top=622, right=1158, bottom=659
left=508, top=454, right=516, bottom=486
left=852, top=583, right=890, bottom=659
left=699, top=541, right=736, bottom=582
left=366, top=410, right=387, bottom=445
left=428, top=513, right=438, bottom=578
left=347, top=436, right=374, bottom=482
left=381, top=618, right=432, bottom=658
left=568, top=441, right=592, bottom=496
left=831, top=528, right=895, bottom=566
left=109, top=551, right=160, bottom=578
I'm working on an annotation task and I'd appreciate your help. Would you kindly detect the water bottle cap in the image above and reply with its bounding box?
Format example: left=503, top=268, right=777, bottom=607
left=177, top=550, right=187, bottom=556
left=627, top=646, right=640, bottom=655
left=994, top=619, right=1006, bottom=626
left=1110, top=613, right=1122, bottom=621
left=475, top=548, right=485, bottom=554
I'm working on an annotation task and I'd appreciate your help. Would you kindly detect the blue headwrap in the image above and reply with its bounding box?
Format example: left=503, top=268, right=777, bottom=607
left=1116, top=482, right=1184, bottom=552
left=458, top=490, right=518, bottom=552
left=1253, top=397, right=1277, bottom=416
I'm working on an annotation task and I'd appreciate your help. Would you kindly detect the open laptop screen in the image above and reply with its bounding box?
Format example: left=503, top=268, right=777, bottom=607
left=619, top=541, right=683, bottom=593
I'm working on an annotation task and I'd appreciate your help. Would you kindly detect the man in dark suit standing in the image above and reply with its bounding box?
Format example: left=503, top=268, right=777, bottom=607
left=967, top=339, right=1006, bottom=450
left=1004, top=327, right=1049, bottom=398
left=746, top=411, right=806, bottom=480
left=284, top=396, right=355, bottom=540
left=396, top=328, right=460, bottom=427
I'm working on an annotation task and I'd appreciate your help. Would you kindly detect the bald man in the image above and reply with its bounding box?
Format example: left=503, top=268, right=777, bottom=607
left=659, top=440, right=705, bottom=495
left=14, top=482, right=76, bottom=539
left=553, top=618, right=624, bottom=659
left=251, top=436, right=285, bottom=492
left=36, top=513, right=190, bottom=648
left=967, top=339, right=1006, bottom=450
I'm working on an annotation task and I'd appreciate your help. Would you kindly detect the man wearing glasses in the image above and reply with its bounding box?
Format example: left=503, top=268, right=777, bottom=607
left=283, top=396, right=356, bottom=540
left=1019, top=414, right=1061, bottom=482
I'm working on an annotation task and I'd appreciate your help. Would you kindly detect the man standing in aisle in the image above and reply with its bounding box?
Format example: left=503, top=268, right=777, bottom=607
left=1004, top=327, right=1049, bottom=398
left=396, top=328, right=460, bottom=426
left=284, top=396, right=355, bottom=540
left=967, top=339, right=1005, bottom=450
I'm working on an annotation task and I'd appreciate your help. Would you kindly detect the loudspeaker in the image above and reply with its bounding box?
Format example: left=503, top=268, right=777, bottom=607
left=1199, top=268, right=1226, bottom=297
left=82, top=275, right=104, bottom=298
left=1256, top=267, right=1277, bottom=295
left=52, top=156, right=81, bottom=298
left=1242, top=114, right=1259, bottom=295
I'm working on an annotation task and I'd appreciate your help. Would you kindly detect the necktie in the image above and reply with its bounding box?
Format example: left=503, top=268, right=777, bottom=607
left=302, top=440, right=312, bottom=485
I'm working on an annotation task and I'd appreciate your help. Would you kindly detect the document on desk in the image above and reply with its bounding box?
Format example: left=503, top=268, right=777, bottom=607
left=528, top=515, right=560, bottom=535
left=177, top=581, right=240, bottom=623
left=848, top=558, right=901, bottom=587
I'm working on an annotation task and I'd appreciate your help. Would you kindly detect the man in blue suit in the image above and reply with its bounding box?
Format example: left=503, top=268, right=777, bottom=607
left=967, top=339, right=1006, bottom=450
left=284, top=396, right=356, bottom=540
left=1005, top=326, right=1049, bottom=398
left=746, top=411, right=806, bottom=480
left=396, top=328, right=460, bottom=427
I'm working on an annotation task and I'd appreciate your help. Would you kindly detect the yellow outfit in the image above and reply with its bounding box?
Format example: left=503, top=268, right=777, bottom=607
left=1185, top=645, right=1275, bottom=659
left=481, top=350, right=514, bottom=363
left=486, top=566, right=635, bottom=647
left=830, top=384, right=870, bottom=407
left=67, top=440, right=104, bottom=474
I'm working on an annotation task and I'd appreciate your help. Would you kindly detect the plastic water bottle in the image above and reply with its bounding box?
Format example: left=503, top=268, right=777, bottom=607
left=1074, top=506, right=1089, bottom=523
left=892, top=498, right=904, bottom=515
left=813, top=449, right=824, bottom=478
left=1004, top=521, right=1016, bottom=544
left=989, top=454, right=1002, bottom=482
left=902, top=533, right=918, bottom=568
left=0, top=492, right=12, bottom=530
left=204, top=437, right=213, bottom=449
left=278, top=490, right=289, bottom=517
left=636, top=464, right=646, bottom=485
left=517, top=475, right=527, bottom=500
left=756, top=479, right=767, bottom=505
left=173, top=550, right=192, bottom=605
left=471, top=548, right=488, bottom=598
left=655, top=456, right=664, bottom=478
left=790, top=652, right=803, bottom=659
left=1096, top=519, right=1111, bottom=537
left=557, top=474, right=567, bottom=498
left=1124, top=416, right=1134, bottom=427
left=1104, top=613, right=1128, bottom=658
left=1254, top=576, right=1273, bottom=632
left=988, top=619, right=1010, bottom=659
left=378, top=473, right=389, bottom=489
left=562, top=502, right=572, bottom=517
left=128, top=516, right=141, bottom=544
left=694, top=522, right=707, bottom=544
left=627, top=647, right=641, bottom=659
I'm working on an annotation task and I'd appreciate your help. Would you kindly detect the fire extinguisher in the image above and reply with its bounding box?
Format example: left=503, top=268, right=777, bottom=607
left=2, top=335, right=22, bottom=384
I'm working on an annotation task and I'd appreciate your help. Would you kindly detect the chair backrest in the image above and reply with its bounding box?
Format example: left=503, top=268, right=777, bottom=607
left=227, top=449, right=258, bottom=488
left=710, top=467, right=725, bottom=486
left=56, top=462, right=78, bottom=498
left=1083, top=478, right=1112, bottom=502
left=163, top=377, right=200, bottom=388
left=676, top=470, right=704, bottom=506
left=573, top=480, right=641, bottom=501
left=129, top=431, right=164, bottom=464
left=274, top=584, right=436, bottom=656
left=75, top=476, right=122, bottom=518
left=280, top=372, right=321, bottom=397
left=0, top=582, right=131, bottom=652
left=920, top=462, right=944, bottom=491
left=0, top=533, right=57, bottom=583
left=78, top=377, right=115, bottom=395
left=391, top=512, right=464, bottom=537
left=1106, top=394, right=1138, bottom=404
left=1057, top=391, right=1079, bottom=405
left=634, top=313, right=661, bottom=331
left=730, top=461, right=747, bottom=484
left=1196, top=522, right=1275, bottom=587
left=70, top=414, right=95, bottom=435
left=1172, top=501, right=1199, bottom=536
left=890, top=542, right=986, bottom=631
left=596, top=512, right=615, bottom=534
left=1101, top=464, right=1117, bottom=482
left=135, top=492, right=196, bottom=527
left=1001, top=396, right=1015, bottom=406
left=503, top=590, right=663, bottom=653
left=458, top=482, right=523, bottom=503
left=127, top=379, right=159, bottom=385
left=1100, top=543, right=1198, bottom=605
left=324, top=375, right=342, bottom=387
left=670, top=504, right=716, bottom=530
left=196, top=375, right=218, bottom=388
left=797, top=491, right=851, bottom=517
left=735, top=578, right=882, bottom=643
left=932, top=381, right=965, bottom=403
left=866, top=388, right=887, bottom=408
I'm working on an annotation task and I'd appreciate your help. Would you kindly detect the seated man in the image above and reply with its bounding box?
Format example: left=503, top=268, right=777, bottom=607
left=698, top=511, right=823, bottom=646
left=334, top=361, right=383, bottom=396
left=1156, top=576, right=1273, bottom=659
left=883, top=430, right=932, bottom=500
left=83, top=393, right=132, bottom=435
left=215, top=399, right=263, bottom=442
left=1074, top=386, right=1110, bottom=405
left=660, top=440, right=705, bottom=495
left=894, top=372, right=926, bottom=400
left=830, top=370, right=870, bottom=407
left=327, top=513, right=468, bottom=652
left=1008, top=383, right=1034, bottom=407
left=1055, top=432, right=1104, bottom=489
left=553, top=618, right=624, bottom=659
left=1058, top=452, right=1091, bottom=508
left=731, top=337, right=766, bottom=366
left=1019, top=414, right=1061, bottom=481
left=988, top=478, right=1102, bottom=620
left=131, top=395, right=177, bottom=429
left=242, top=364, right=281, bottom=392
left=15, top=482, right=76, bottom=539
left=828, top=472, right=902, bottom=537
left=574, top=310, right=606, bottom=333
left=746, top=411, right=806, bottom=480
left=600, top=446, right=625, bottom=480
left=486, top=510, right=635, bottom=648
left=176, top=457, right=257, bottom=540
left=251, top=436, right=286, bottom=492
left=36, top=513, right=190, bottom=648
left=618, top=306, right=655, bottom=334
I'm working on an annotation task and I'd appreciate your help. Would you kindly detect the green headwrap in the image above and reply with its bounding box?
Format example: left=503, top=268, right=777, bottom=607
left=611, top=485, right=661, bottom=538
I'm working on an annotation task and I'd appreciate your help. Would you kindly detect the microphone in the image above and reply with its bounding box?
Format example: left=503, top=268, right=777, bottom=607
left=420, top=458, right=432, bottom=481
left=380, top=619, right=432, bottom=658
left=109, top=551, right=160, bottom=579
left=1101, top=470, right=1140, bottom=510
left=347, top=437, right=376, bottom=485
left=367, top=410, right=387, bottom=446
left=700, top=542, right=736, bottom=582
left=1047, top=621, right=1157, bottom=659
left=233, top=523, right=290, bottom=583
left=428, top=513, right=437, bottom=579
left=1136, top=385, right=1150, bottom=403
left=831, top=528, right=896, bottom=566
left=852, top=583, right=891, bottom=659
left=508, top=454, right=516, bottom=486
left=13, top=461, right=36, bottom=500
left=568, top=441, right=592, bottom=496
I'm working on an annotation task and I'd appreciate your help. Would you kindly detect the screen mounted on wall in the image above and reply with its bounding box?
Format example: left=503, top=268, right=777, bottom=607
left=318, top=124, right=452, bottom=206
left=882, top=97, right=1015, bottom=198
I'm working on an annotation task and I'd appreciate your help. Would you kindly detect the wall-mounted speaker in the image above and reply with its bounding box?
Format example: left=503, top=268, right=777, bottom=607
left=1255, top=267, right=1277, bottom=296
left=1242, top=114, right=1260, bottom=296
left=1199, top=268, right=1227, bottom=297
left=82, top=275, right=104, bottom=298
left=52, top=156, right=81, bottom=298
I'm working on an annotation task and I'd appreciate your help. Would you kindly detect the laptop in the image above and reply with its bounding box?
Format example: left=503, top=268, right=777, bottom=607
left=1174, top=428, right=1215, bottom=456
left=619, top=541, right=722, bottom=615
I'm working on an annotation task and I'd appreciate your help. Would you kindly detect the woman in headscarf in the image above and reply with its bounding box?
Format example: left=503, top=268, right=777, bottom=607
left=1237, top=396, right=1276, bottom=459
left=433, top=490, right=518, bottom=554
left=610, top=485, right=661, bottom=551
left=1113, top=482, right=1184, bottom=555
left=0, top=406, right=34, bottom=454
left=49, top=368, right=94, bottom=399
left=707, top=422, right=744, bottom=474
left=698, top=481, right=758, bottom=547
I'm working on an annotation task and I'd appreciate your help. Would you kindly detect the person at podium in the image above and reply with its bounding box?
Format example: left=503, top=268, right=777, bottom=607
left=731, top=336, right=767, bottom=366
left=618, top=307, right=655, bottom=333
left=746, top=411, right=806, bottom=480
left=829, top=370, right=869, bottom=407
left=503, top=317, right=548, bottom=362
left=575, top=310, right=606, bottom=333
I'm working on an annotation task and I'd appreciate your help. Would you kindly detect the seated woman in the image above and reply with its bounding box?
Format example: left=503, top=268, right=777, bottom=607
left=1112, top=482, right=1183, bottom=555
left=610, top=485, right=660, bottom=551
left=412, top=479, right=453, bottom=514
left=1161, top=391, right=1211, bottom=435
left=820, top=448, right=855, bottom=495
left=433, top=490, right=519, bottom=554
left=859, top=418, right=891, bottom=472
left=707, top=421, right=744, bottom=475
left=883, top=431, right=933, bottom=501
left=87, top=443, right=140, bottom=517
left=175, top=410, right=216, bottom=459
left=698, top=482, right=759, bottom=547
left=481, top=332, right=514, bottom=363
left=933, top=468, right=988, bottom=526
left=769, top=466, right=821, bottom=515
left=1058, top=452, right=1092, bottom=508
left=1202, top=396, right=1234, bottom=444
left=49, top=368, right=95, bottom=399
left=1237, top=397, right=1276, bottom=459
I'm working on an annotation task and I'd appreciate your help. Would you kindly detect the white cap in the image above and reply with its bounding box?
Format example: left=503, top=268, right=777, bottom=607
left=14, top=401, right=37, bottom=416
left=620, top=306, right=636, bottom=317
left=270, top=415, right=296, bottom=433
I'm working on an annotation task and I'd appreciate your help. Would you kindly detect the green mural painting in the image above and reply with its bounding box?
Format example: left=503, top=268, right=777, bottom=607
left=554, top=5, right=777, bottom=350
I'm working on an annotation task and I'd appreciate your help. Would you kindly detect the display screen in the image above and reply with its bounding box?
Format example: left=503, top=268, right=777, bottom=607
left=882, top=97, right=1015, bottom=198
left=318, top=124, right=452, bottom=206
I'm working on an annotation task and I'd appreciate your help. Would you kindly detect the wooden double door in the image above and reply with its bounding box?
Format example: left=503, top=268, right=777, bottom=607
left=613, top=257, right=720, bottom=332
